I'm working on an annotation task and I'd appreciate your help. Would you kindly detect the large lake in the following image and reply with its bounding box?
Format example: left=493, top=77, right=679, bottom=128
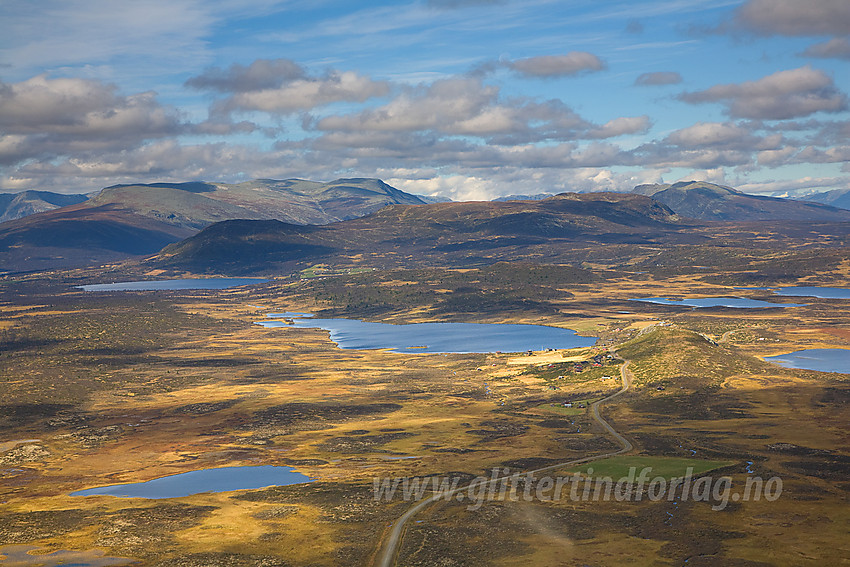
left=763, top=349, right=850, bottom=373
left=70, top=465, right=311, bottom=499
left=77, top=278, right=268, bottom=291
left=256, top=316, right=597, bottom=353
left=629, top=297, right=805, bottom=309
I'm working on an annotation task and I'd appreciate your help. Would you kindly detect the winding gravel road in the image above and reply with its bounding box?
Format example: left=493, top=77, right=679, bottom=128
left=374, top=357, right=635, bottom=567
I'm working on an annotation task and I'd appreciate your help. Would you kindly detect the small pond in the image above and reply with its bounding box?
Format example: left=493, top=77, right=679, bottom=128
left=70, top=465, right=312, bottom=499
left=763, top=349, right=850, bottom=373
left=77, top=278, right=268, bottom=291
left=0, top=545, right=138, bottom=567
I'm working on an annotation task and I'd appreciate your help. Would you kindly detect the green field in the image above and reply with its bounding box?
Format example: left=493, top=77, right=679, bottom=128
left=566, top=455, right=734, bottom=479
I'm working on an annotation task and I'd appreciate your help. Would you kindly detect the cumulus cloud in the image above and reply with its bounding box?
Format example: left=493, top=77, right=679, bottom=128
left=678, top=66, right=848, bottom=119
left=634, top=71, right=682, bottom=86
left=507, top=52, right=606, bottom=78
left=2, top=138, right=320, bottom=192
left=794, top=145, right=850, bottom=163
left=314, top=77, right=591, bottom=143
left=756, top=145, right=799, bottom=166
left=186, top=58, right=391, bottom=114
left=665, top=122, right=759, bottom=148
left=731, top=0, right=850, bottom=36
left=185, top=59, right=305, bottom=92
left=800, top=37, right=850, bottom=60
left=0, top=75, right=179, bottom=136
left=0, top=74, right=182, bottom=165
left=587, top=116, right=651, bottom=139
left=189, top=119, right=260, bottom=136
left=225, top=71, right=390, bottom=114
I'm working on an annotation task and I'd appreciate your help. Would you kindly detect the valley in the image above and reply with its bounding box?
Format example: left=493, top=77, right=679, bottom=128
left=1, top=243, right=848, bottom=565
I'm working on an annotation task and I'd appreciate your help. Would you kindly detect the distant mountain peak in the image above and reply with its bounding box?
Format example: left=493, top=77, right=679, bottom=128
left=633, top=180, right=850, bottom=221
left=0, top=190, right=89, bottom=223
left=801, top=187, right=850, bottom=211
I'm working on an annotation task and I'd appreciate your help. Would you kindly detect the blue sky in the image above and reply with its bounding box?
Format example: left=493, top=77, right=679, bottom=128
left=1, top=0, right=848, bottom=199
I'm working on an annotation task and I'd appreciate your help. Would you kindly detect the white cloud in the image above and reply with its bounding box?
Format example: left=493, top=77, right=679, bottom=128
left=634, top=71, right=683, bottom=86
left=225, top=71, right=390, bottom=114
left=0, top=75, right=182, bottom=164
left=674, top=168, right=728, bottom=185
left=666, top=122, right=756, bottom=148
left=186, top=59, right=306, bottom=93
left=184, top=58, right=392, bottom=115
left=679, top=66, right=848, bottom=119
left=794, top=145, right=850, bottom=163
left=587, top=116, right=651, bottom=139
left=314, top=77, right=591, bottom=142
left=732, top=0, right=850, bottom=36
left=507, top=52, right=606, bottom=77
left=755, top=146, right=799, bottom=166
left=800, top=38, right=850, bottom=60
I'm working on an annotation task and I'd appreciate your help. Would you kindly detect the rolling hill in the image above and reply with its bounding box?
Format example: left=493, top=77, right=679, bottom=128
left=154, top=192, right=692, bottom=273
left=633, top=181, right=850, bottom=221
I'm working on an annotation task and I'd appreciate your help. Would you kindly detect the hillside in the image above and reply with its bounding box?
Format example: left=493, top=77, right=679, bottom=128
left=0, top=178, right=425, bottom=272
left=0, top=190, right=89, bottom=222
left=154, top=192, right=691, bottom=272
left=633, top=181, right=850, bottom=222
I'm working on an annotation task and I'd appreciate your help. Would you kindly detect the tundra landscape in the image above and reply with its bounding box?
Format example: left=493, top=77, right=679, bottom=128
left=2, top=1, right=850, bottom=565
left=2, top=181, right=850, bottom=565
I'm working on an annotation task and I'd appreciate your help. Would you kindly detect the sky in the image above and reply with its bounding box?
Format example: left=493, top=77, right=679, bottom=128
left=0, top=0, right=848, bottom=200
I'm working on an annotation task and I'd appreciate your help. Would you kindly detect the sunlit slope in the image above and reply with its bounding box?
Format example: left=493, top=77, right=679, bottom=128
left=155, top=192, right=686, bottom=272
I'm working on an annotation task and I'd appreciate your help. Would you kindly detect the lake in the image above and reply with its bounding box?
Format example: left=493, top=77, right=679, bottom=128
left=267, top=312, right=315, bottom=318
left=70, top=465, right=312, bottom=499
left=77, top=278, right=268, bottom=291
left=629, top=297, right=805, bottom=309
left=763, top=349, right=850, bottom=373
left=0, top=545, right=138, bottom=567
left=773, top=286, right=850, bottom=299
left=256, top=316, right=597, bottom=353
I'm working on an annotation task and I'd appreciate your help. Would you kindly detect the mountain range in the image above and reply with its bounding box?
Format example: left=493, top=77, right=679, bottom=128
left=0, top=179, right=425, bottom=272
left=152, top=190, right=850, bottom=275
left=152, top=192, right=689, bottom=273
left=632, top=181, right=850, bottom=222
left=2, top=177, right=850, bottom=274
